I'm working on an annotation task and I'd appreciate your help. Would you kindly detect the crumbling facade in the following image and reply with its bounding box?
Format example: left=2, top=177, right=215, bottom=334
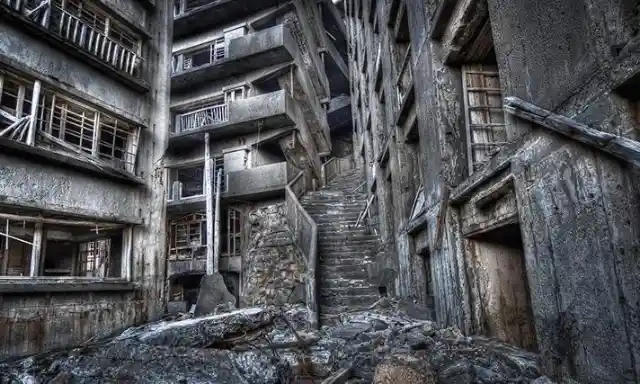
left=165, top=0, right=349, bottom=314
left=0, top=0, right=172, bottom=357
left=343, top=0, right=640, bottom=383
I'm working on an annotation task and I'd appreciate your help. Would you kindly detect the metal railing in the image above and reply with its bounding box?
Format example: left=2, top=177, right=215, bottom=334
left=285, top=171, right=318, bottom=329
left=176, top=103, right=229, bottom=133
left=2, top=0, right=143, bottom=78
left=321, top=155, right=355, bottom=185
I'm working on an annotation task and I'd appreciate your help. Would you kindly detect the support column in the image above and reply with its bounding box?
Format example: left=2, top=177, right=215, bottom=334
left=29, top=222, right=43, bottom=277
left=213, top=169, right=222, bottom=273
left=26, top=80, right=41, bottom=146
left=204, top=133, right=214, bottom=275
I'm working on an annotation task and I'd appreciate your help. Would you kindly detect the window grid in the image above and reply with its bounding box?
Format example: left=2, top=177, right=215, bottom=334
left=462, top=64, right=507, bottom=173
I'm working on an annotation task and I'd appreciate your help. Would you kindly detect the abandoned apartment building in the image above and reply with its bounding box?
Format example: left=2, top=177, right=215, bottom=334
left=1, top=0, right=640, bottom=383
left=343, top=0, right=640, bottom=382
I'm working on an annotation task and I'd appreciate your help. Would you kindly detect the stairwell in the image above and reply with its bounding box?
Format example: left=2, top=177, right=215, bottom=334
left=300, top=167, right=381, bottom=326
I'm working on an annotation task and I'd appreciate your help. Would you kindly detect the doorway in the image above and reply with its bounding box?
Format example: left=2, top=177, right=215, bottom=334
left=468, top=223, right=538, bottom=351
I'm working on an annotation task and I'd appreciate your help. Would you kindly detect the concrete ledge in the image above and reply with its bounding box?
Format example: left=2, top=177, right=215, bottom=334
left=0, top=137, right=145, bottom=186
left=0, top=278, right=136, bottom=294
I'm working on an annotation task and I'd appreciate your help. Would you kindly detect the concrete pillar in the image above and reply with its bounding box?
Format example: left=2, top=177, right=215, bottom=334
left=29, top=222, right=43, bottom=277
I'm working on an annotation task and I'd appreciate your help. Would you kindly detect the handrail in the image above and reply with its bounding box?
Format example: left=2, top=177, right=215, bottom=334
left=285, top=171, right=318, bottom=329
left=54, top=5, right=143, bottom=76
left=321, top=155, right=355, bottom=186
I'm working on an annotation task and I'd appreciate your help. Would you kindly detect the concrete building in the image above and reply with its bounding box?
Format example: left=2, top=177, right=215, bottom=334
left=0, top=0, right=172, bottom=357
left=165, top=0, right=350, bottom=314
left=343, top=0, right=640, bottom=383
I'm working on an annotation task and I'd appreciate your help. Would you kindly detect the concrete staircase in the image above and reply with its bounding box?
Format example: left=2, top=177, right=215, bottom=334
left=300, top=167, right=381, bottom=326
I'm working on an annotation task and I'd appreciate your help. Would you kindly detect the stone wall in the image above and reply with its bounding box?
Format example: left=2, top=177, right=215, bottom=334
left=242, top=203, right=307, bottom=307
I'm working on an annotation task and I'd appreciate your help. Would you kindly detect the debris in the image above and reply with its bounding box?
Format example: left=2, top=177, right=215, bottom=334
left=0, top=298, right=548, bottom=383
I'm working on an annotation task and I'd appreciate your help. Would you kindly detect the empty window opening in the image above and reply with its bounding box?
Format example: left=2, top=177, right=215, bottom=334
left=174, top=38, right=226, bottom=73
left=0, top=214, right=126, bottom=278
left=168, top=164, right=204, bottom=199
left=169, top=274, right=202, bottom=311
left=169, top=213, right=207, bottom=261
left=378, top=285, right=388, bottom=297
left=467, top=223, right=538, bottom=351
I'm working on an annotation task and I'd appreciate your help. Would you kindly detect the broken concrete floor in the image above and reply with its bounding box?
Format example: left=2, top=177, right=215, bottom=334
left=0, top=297, right=567, bottom=383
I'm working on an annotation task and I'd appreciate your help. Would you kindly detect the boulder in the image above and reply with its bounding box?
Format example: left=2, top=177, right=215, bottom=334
left=373, top=353, right=436, bottom=384
left=194, top=272, right=237, bottom=316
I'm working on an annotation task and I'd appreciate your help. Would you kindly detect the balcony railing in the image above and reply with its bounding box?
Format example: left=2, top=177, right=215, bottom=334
left=175, top=104, right=229, bottom=133
left=2, top=0, right=143, bottom=79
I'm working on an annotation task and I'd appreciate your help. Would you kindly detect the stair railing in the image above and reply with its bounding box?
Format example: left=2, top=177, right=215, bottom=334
left=285, top=171, right=319, bottom=329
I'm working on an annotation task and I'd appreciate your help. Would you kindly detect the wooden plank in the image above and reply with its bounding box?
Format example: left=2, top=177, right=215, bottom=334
left=26, top=80, right=41, bottom=146
left=29, top=222, right=43, bottom=276
left=504, top=97, right=640, bottom=167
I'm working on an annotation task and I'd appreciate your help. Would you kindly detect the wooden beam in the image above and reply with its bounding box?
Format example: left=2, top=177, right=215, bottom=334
left=26, top=80, right=40, bottom=146
left=121, top=226, right=133, bottom=280
left=504, top=97, right=640, bottom=166
left=0, top=212, right=124, bottom=228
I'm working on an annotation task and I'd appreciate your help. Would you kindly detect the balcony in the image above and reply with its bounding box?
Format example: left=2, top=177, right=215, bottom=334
left=173, top=0, right=282, bottom=38
left=167, top=255, right=240, bottom=278
left=167, top=161, right=292, bottom=213
left=0, top=0, right=147, bottom=91
left=226, top=161, right=292, bottom=200
left=171, top=25, right=297, bottom=91
left=169, top=90, right=298, bottom=149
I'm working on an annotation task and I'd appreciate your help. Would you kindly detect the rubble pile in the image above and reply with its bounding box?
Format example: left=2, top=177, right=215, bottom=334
left=0, top=298, right=551, bottom=383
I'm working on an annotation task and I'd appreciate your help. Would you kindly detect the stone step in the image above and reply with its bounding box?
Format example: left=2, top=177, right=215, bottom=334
left=318, top=234, right=379, bottom=242
left=320, top=257, right=373, bottom=267
left=319, top=286, right=379, bottom=298
left=319, top=294, right=380, bottom=307
left=320, top=267, right=370, bottom=280
left=321, top=277, right=374, bottom=289
left=318, top=242, right=378, bottom=250
left=319, top=303, right=374, bottom=316
left=319, top=293, right=380, bottom=308
left=318, top=249, right=376, bottom=258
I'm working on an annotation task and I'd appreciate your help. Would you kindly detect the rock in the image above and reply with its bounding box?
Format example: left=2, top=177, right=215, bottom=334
left=373, top=353, right=436, bottom=384
left=194, top=273, right=236, bottom=316
left=116, top=307, right=276, bottom=348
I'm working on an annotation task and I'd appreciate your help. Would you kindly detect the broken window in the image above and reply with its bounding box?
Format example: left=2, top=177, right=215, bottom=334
left=173, top=0, right=211, bottom=16
left=462, top=64, right=506, bottom=173
left=37, top=92, right=140, bottom=173
left=77, top=239, right=111, bottom=277
left=223, top=208, right=242, bottom=257
left=169, top=213, right=207, bottom=260
left=0, top=212, right=128, bottom=278
left=224, top=86, right=246, bottom=103
left=0, top=219, right=34, bottom=277
left=0, top=71, right=34, bottom=137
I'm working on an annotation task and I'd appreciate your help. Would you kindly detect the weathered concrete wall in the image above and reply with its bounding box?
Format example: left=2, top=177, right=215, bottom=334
left=0, top=23, right=149, bottom=122
left=0, top=290, right=140, bottom=358
left=513, top=131, right=640, bottom=383
left=241, top=202, right=307, bottom=307
left=0, top=154, right=139, bottom=222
